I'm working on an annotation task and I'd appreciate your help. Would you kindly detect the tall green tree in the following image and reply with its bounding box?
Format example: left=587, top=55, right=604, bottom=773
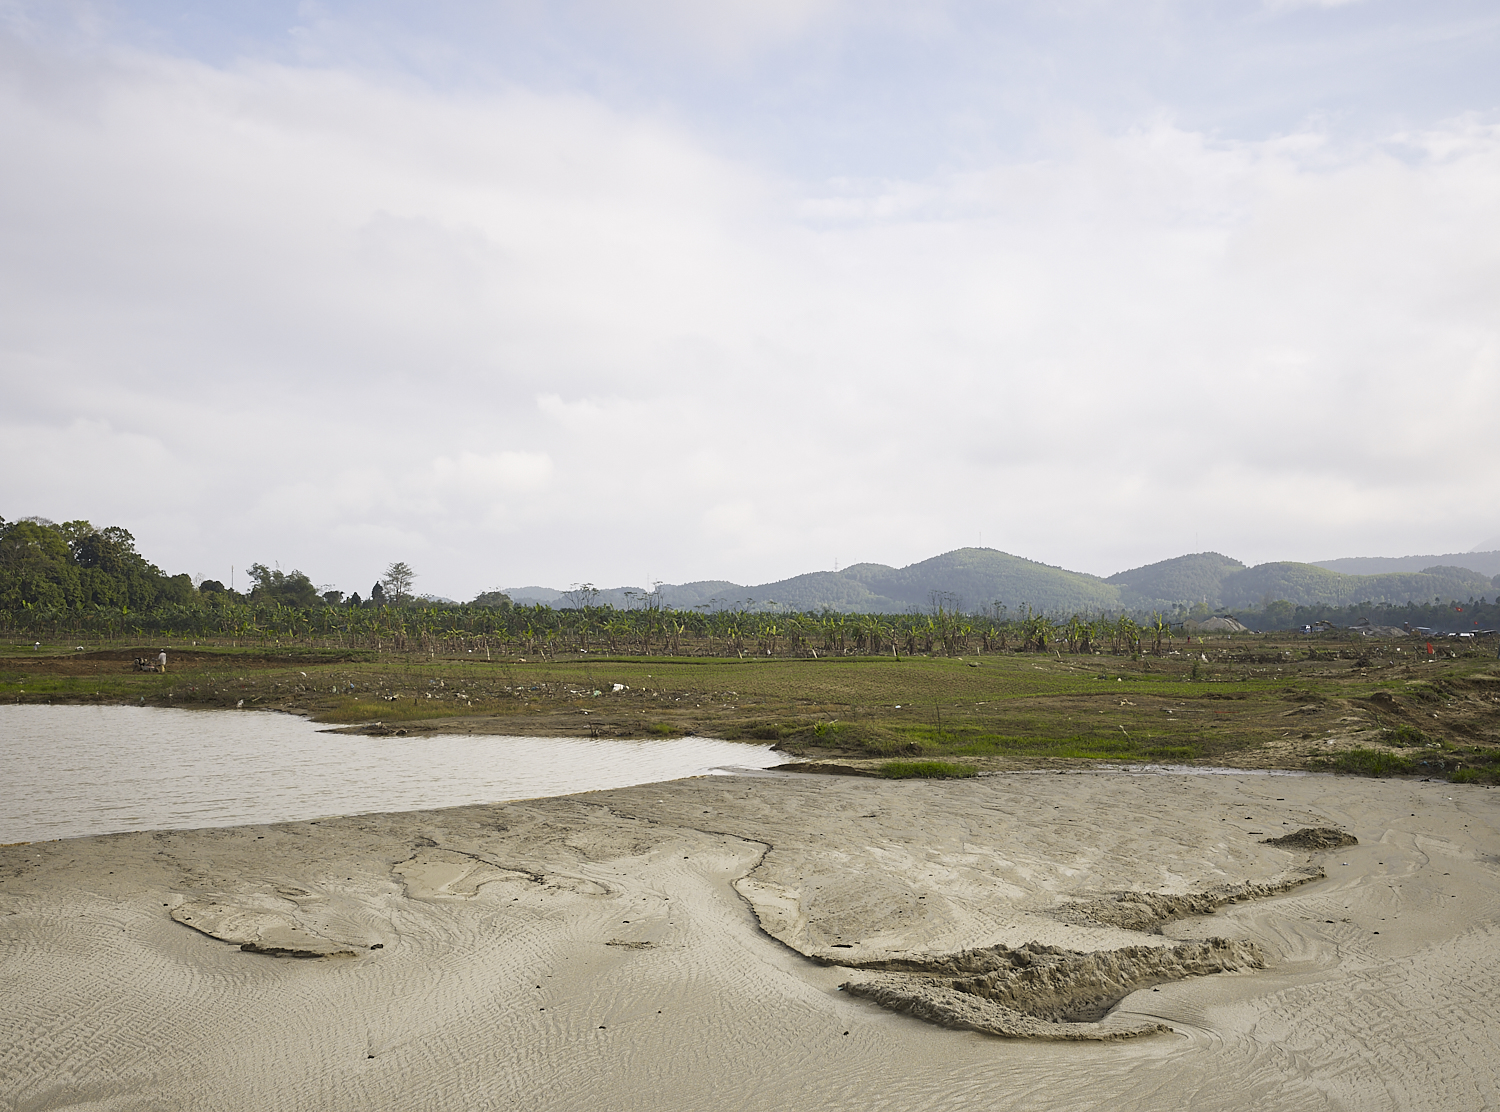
left=382, top=561, right=417, bottom=604
left=246, top=564, right=322, bottom=607
left=0, top=517, right=190, bottom=610
left=0, top=519, right=80, bottom=608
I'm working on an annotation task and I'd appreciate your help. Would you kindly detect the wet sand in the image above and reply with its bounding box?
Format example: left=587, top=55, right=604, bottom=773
left=3, top=768, right=1498, bottom=1110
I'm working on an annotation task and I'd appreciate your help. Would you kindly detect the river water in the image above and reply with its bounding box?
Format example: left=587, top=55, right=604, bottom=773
left=0, top=705, right=782, bottom=844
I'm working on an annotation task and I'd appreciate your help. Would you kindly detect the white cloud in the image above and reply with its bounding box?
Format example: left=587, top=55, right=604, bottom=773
left=1263, top=0, right=1371, bottom=9
left=0, top=417, right=193, bottom=511
left=2, top=30, right=1498, bottom=594
left=429, top=451, right=554, bottom=496
left=579, top=0, right=845, bottom=59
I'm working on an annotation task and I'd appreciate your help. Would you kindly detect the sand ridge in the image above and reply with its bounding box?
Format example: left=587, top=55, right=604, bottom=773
left=840, top=937, right=1262, bottom=1039
left=2, top=768, right=1499, bottom=1110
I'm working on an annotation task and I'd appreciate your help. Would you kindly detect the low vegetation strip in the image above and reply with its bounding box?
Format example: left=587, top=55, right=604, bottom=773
left=877, top=760, right=977, bottom=779
left=4, top=631, right=1499, bottom=783
left=1316, top=748, right=1418, bottom=777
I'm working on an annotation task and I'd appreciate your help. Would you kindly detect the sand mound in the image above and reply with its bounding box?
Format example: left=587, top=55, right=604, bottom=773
left=1261, top=826, right=1358, bottom=850
left=393, top=847, right=543, bottom=900
left=842, top=937, right=1262, bottom=1040
left=170, top=892, right=367, bottom=958
left=1060, top=870, right=1323, bottom=932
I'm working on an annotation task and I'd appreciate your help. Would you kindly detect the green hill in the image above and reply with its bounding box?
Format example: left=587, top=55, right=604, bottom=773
left=497, top=552, right=1500, bottom=617
left=839, top=548, right=1122, bottom=614
left=721, top=566, right=907, bottom=612
left=730, top=549, right=1125, bottom=613
left=511, top=549, right=1127, bottom=614
left=1107, top=552, right=1246, bottom=609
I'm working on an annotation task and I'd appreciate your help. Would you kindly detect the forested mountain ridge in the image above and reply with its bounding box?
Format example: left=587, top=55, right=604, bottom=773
left=5, top=513, right=1499, bottom=619
left=1104, top=554, right=1499, bottom=612
left=1218, top=562, right=1497, bottom=609
left=510, top=548, right=1500, bottom=614
left=509, top=550, right=1125, bottom=614
left=1313, top=551, right=1500, bottom=577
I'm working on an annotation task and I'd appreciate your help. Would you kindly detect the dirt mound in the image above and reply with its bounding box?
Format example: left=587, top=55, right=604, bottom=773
left=1261, top=827, right=1358, bottom=850
left=841, top=937, right=1261, bottom=1040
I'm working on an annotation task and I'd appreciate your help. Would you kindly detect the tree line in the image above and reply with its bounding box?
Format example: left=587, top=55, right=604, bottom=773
left=1, top=588, right=1172, bottom=659
left=0, top=517, right=196, bottom=612
left=5, top=515, right=1490, bottom=655
left=0, top=517, right=432, bottom=614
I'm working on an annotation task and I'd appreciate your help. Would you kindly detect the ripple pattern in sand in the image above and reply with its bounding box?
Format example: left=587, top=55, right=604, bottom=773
left=3, top=770, right=1499, bottom=1110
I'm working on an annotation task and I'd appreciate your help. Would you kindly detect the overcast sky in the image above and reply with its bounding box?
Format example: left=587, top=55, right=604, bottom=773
left=3, top=0, right=1498, bottom=599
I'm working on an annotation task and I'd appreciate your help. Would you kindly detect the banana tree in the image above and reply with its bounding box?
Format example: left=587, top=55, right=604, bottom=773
left=1149, top=613, right=1171, bottom=656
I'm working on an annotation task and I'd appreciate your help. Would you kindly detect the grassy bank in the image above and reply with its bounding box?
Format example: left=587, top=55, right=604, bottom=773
left=3, top=635, right=1498, bottom=782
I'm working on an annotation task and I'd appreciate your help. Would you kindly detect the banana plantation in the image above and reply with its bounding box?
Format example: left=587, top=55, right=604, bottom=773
left=0, top=598, right=1175, bottom=660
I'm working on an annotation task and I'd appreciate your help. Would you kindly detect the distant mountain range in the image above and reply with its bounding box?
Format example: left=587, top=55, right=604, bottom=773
left=505, top=547, right=1500, bottom=614
left=1312, top=552, right=1500, bottom=576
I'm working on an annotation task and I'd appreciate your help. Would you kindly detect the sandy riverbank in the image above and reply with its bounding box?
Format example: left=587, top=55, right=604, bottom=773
left=3, top=768, right=1498, bottom=1110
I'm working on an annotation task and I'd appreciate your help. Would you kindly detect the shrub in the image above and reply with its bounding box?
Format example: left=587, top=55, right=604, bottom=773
left=1383, top=724, right=1432, bottom=747
left=1322, top=748, right=1416, bottom=777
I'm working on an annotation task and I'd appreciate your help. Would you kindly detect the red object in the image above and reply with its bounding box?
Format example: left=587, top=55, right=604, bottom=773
left=1427, top=642, right=1435, bottom=654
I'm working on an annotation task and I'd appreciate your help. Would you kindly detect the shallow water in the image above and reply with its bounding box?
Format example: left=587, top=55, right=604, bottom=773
left=0, top=705, right=781, bottom=843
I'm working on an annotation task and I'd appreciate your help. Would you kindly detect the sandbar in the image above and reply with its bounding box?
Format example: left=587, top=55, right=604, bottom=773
left=3, top=767, right=1498, bottom=1110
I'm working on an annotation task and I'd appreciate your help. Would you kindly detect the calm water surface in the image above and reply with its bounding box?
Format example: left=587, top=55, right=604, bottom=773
left=0, top=705, right=781, bottom=843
